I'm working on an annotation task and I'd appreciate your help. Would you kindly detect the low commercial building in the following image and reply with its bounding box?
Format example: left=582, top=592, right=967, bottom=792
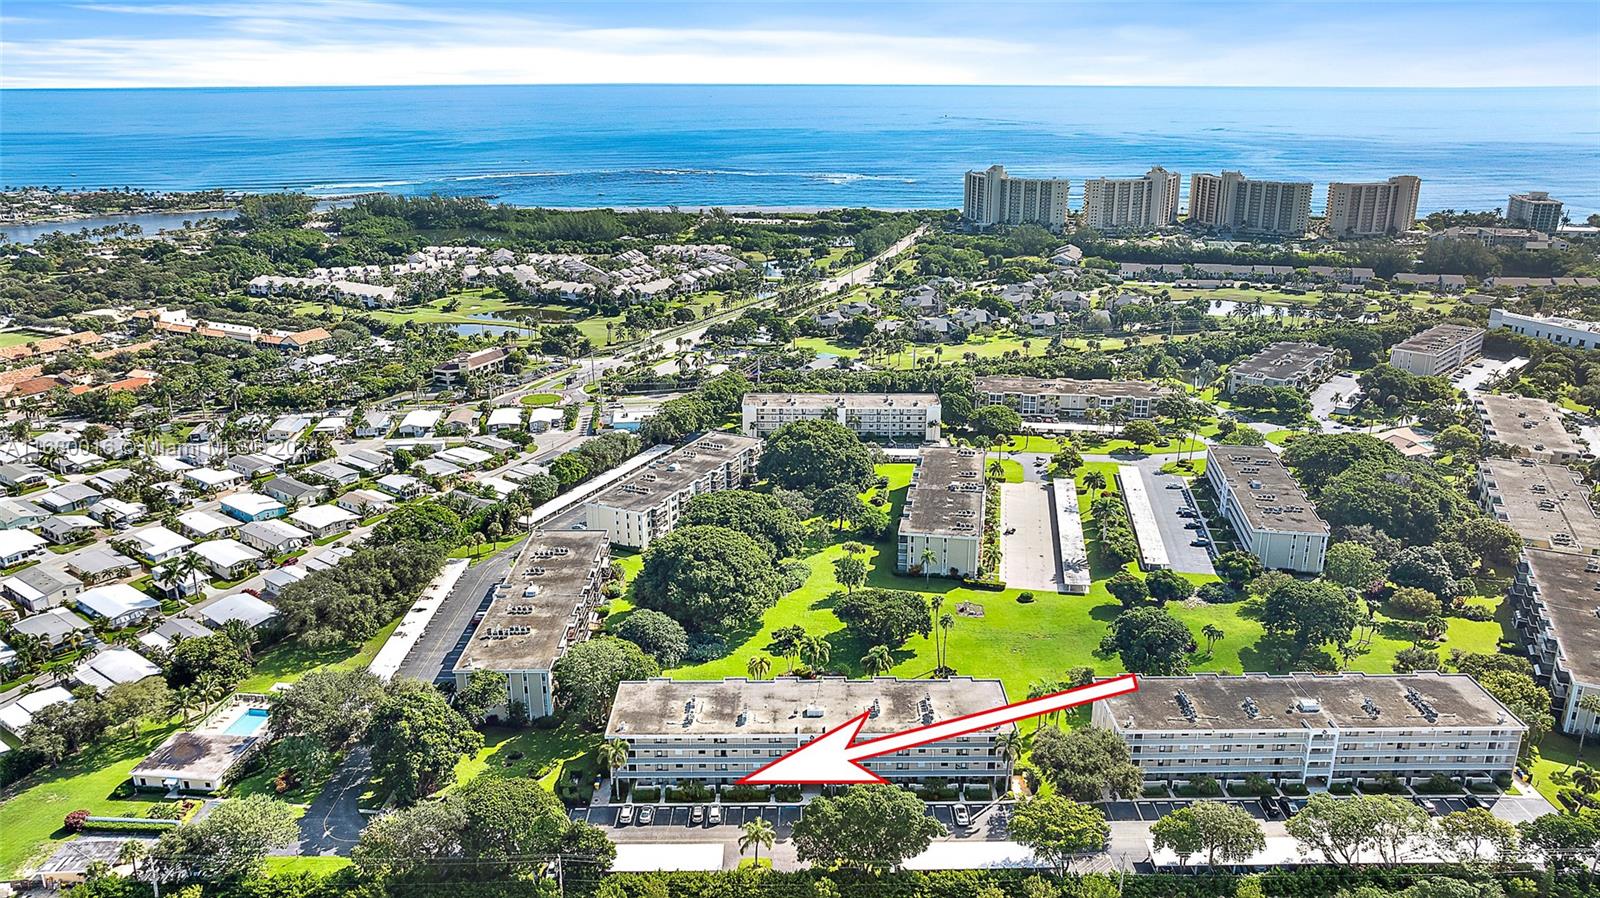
left=962, top=164, right=1069, bottom=229
left=583, top=432, right=761, bottom=549
left=1476, top=458, right=1600, bottom=555
left=1506, top=191, right=1564, bottom=233
left=1324, top=176, right=1421, bottom=236
left=975, top=375, right=1168, bottom=421
left=1387, top=324, right=1484, bottom=376
left=1091, top=672, right=1525, bottom=787
left=450, top=531, right=610, bottom=720
left=1509, top=550, right=1600, bottom=737
left=740, top=393, right=942, bottom=440
left=1226, top=342, right=1339, bottom=393
left=605, top=676, right=1013, bottom=790
left=1187, top=171, right=1313, bottom=236
left=433, top=347, right=509, bottom=385
left=1205, top=446, right=1328, bottom=574
left=1473, top=393, right=1584, bottom=464
left=1488, top=308, right=1600, bottom=351
left=896, top=446, right=985, bottom=578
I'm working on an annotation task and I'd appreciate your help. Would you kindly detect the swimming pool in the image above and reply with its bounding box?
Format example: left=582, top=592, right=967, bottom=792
left=222, top=707, right=270, bottom=737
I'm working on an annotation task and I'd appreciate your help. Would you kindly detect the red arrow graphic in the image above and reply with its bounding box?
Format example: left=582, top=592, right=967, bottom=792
left=736, top=674, right=1140, bottom=785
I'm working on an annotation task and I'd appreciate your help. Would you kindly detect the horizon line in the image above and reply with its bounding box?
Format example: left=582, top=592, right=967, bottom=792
left=4, top=81, right=1596, bottom=92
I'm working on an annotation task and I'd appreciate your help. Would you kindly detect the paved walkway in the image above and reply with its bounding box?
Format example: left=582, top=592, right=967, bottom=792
left=282, top=746, right=373, bottom=857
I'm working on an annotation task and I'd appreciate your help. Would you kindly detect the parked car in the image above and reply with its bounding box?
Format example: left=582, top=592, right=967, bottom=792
left=952, top=804, right=970, bottom=828
left=1165, top=482, right=1183, bottom=489
left=1259, top=796, right=1281, bottom=819
left=1277, top=797, right=1295, bottom=818
left=1419, top=799, right=1442, bottom=816
left=707, top=805, right=722, bottom=826
left=638, top=806, right=654, bottom=825
left=1462, top=793, right=1483, bottom=809
left=1191, top=538, right=1211, bottom=547
left=618, top=805, right=635, bottom=826
left=690, top=805, right=705, bottom=826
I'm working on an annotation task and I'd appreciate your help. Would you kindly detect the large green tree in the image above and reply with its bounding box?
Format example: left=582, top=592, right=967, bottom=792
left=367, top=681, right=484, bottom=804
left=1150, top=801, right=1265, bottom=866
left=791, top=784, right=945, bottom=871
left=757, top=418, right=875, bottom=492
left=1101, top=607, right=1194, bottom=675
left=149, top=795, right=299, bottom=881
left=613, top=609, right=690, bottom=668
left=1030, top=725, right=1142, bottom=800
left=1007, top=795, right=1109, bottom=873
left=832, top=588, right=931, bottom=650
left=632, top=525, right=782, bottom=633
left=551, top=637, right=660, bottom=730
left=679, top=489, right=805, bottom=558
left=1261, top=578, right=1360, bottom=656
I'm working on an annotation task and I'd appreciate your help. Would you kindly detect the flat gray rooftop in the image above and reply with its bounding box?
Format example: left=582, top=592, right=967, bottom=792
left=1479, top=459, right=1600, bottom=554
left=1476, top=394, right=1583, bottom=458
left=1522, top=548, right=1600, bottom=683
left=586, top=432, right=761, bottom=514
left=975, top=375, right=1168, bottom=401
left=1207, top=446, right=1328, bottom=535
left=130, top=731, right=256, bottom=782
left=899, top=446, right=985, bottom=538
left=453, top=530, right=610, bottom=673
left=1100, top=672, right=1525, bottom=732
left=744, top=392, right=939, bottom=410
left=1393, top=324, right=1483, bottom=354
left=606, top=676, right=1010, bottom=738
left=1230, top=342, right=1335, bottom=381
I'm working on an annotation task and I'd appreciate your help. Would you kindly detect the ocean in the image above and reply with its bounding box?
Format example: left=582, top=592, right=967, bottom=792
left=3, top=84, right=1597, bottom=215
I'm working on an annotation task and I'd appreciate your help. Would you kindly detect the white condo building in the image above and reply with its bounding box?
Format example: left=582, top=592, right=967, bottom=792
left=1226, top=342, right=1339, bottom=393
left=1187, top=171, right=1313, bottom=236
left=583, top=432, right=761, bottom=549
left=1506, top=191, right=1564, bottom=233
left=963, top=165, right=1070, bottom=230
left=1488, top=308, right=1600, bottom=351
left=1473, top=393, right=1585, bottom=464
left=606, top=677, right=1013, bottom=790
left=896, top=447, right=985, bottom=578
left=1387, top=323, right=1484, bottom=376
left=740, top=393, right=941, bottom=441
left=1325, top=176, right=1421, bottom=236
left=1509, top=550, right=1600, bottom=738
left=976, top=375, right=1169, bottom=421
left=1092, top=673, right=1525, bottom=788
left=1205, top=446, right=1328, bottom=574
left=1080, top=167, right=1181, bottom=231
left=450, top=531, right=610, bottom=721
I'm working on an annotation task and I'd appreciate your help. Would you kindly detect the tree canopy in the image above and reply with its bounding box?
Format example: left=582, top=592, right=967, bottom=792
left=756, top=418, right=875, bottom=492
left=551, top=637, right=660, bottom=730
left=790, top=784, right=945, bottom=871
left=632, top=525, right=783, bottom=634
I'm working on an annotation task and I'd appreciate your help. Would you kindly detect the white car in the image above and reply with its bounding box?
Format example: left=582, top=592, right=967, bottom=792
left=617, top=805, right=635, bottom=826
left=638, top=806, right=655, bottom=825
left=953, top=803, right=970, bottom=827
left=707, top=806, right=723, bottom=826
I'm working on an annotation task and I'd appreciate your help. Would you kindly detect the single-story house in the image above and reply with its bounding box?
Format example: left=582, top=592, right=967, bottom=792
left=313, top=415, right=347, bottom=435
left=50, top=450, right=104, bottom=474
left=355, top=410, right=392, bottom=438
left=39, top=483, right=103, bottom=514
left=525, top=408, right=563, bottom=433
left=125, top=525, right=194, bottom=564
left=441, top=407, right=479, bottom=434
left=189, top=538, right=262, bottom=579
left=87, top=497, right=146, bottom=528
left=88, top=467, right=137, bottom=493
left=287, top=504, right=357, bottom=540
left=238, top=519, right=311, bottom=555
left=0, top=463, right=50, bottom=491
left=75, top=583, right=161, bottom=629
left=413, top=457, right=463, bottom=479
left=0, top=529, right=48, bottom=567
left=468, top=434, right=516, bottom=454
left=39, top=515, right=95, bottom=546
left=486, top=407, right=523, bottom=432
left=0, top=685, right=76, bottom=737
left=96, top=435, right=137, bottom=459
left=396, top=409, right=442, bottom=438
left=183, top=467, right=243, bottom=493
left=265, top=414, right=312, bottom=442
left=149, top=456, right=194, bottom=478
left=260, top=566, right=307, bottom=600
left=436, top=446, right=493, bottom=469
left=139, top=617, right=214, bottom=653
left=304, top=460, right=359, bottom=486
left=219, top=492, right=286, bottom=523
left=72, top=646, right=161, bottom=692
left=200, top=593, right=279, bottom=630
left=152, top=566, right=206, bottom=600
left=503, top=461, right=550, bottom=482
left=336, top=489, right=393, bottom=517
left=130, top=729, right=262, bottom=794
left=341, top=449, right=391, bottom=475
left=375, top=473, right=426, bottom=498
left=476, top=476, right=518, bottom=498
left=1, top=565, right=83, bottom=613
left=175, top=511, right=237, bottom=541
left=226, top=454, right=280, bottom=479
left=0, top=497, right=49, bottom=531
left=62, top=546, right=138, bottom=584
left=262, top=475, right=328, bottom=506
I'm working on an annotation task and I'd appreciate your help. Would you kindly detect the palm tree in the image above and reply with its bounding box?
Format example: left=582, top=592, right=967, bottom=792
left=1083, top=470, right=1107, bottom=495
left=1576, top=693, right=1600, bottom=759
left=746, top=654, right=772, bottom=681
left=116, top=838, right=146, bottom=874
left=861, top=644, right=893, bottom=676
left=739, top=817, right=776, bottom=867
left=995, top=731, right=1023, bottom=768
left=1201, top=624, right=1225, bottom=657
left=799, top=635, right=831, bottom=673
left=937, top=613, right=955, bottom=675
left=920, top=547, right=938, bottom=583
left=598, top=739, right=630, bottom=776
left=1571, top=763, right=1599, bottom=795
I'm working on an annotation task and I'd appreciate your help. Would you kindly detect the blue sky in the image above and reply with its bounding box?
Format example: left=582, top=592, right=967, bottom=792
left=3, top=0, right=1597, bottom=89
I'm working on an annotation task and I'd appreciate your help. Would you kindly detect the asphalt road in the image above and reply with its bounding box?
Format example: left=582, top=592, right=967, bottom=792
left=394, top=549, right=518, bottom=682
left=286, top=746, right=373, bottom=856
left=1131, top=459, right=1216, bottom=576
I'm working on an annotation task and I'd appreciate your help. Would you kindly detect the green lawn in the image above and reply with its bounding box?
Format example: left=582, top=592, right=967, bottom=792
left=263, top=856, right=353, bottom=875
left=519, top=392, right=562, bottom=407
left=998, top=434, right=1206, bottom=457
left=792, top=334, right=1134, bottom=369
left=236, top=617, right=400, bottom=694
left=450, top=727, right=604, bottom=794
left=0, top=722, right=180, bottom=877
left=0, top=331, right=47, bottom=349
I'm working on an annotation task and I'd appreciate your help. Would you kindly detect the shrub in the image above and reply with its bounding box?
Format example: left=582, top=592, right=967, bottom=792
left=1416, top=773, right=1461, bottom=794
left=773, top=785, right=803, bottom=802
left=722, top=784, right=769, bottom=803
left=1388, top=586, right=1441, bottom=618
left=63, top=809, right=91, bottom=833
left=667, top=781, right=715, bottom=803
left=631, top=786, right=661, bottom=803
left=963, top=784, right=992, bottom=801
left=1016, top=591, right=1035, bottom=604
left=145, top=803, right=185, bottom=820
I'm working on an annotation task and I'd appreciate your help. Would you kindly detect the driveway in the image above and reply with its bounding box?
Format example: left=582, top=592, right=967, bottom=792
left=998, top=481, right=1063, bottom=592
left=1132, top=459, right=1215, bottom=576
left=1309, top=373, right=1361, bottom=432
left=393, top=550, right=518, bottom=682
left=285, top=746, right=373, bottom=857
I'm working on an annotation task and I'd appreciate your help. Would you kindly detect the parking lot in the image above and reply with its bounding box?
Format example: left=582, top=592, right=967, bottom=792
left=1136, top=462, right=1216, bottom=576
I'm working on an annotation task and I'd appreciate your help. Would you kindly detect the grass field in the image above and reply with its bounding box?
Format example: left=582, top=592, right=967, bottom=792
left=793, top=333, right=1136, bottom=368
left=0, top=331, right=48, bottom=349
left=236, top=617, right=400, bottom=694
